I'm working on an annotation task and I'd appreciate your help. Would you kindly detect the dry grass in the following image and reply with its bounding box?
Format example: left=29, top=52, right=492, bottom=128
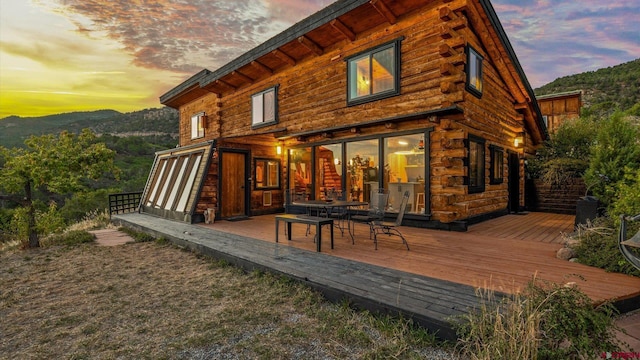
left=0, top=241, right=454, bottom=359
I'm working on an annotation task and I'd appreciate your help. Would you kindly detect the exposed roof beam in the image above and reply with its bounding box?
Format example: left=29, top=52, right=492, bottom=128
left=215, top=79, right=236, bottom=92
left=272, top=49, right=296, bottom=66
left=232, top=70, right=253, bottom=84
left=330, top=18, right=356, bottom=41
left=297, top=35, right=324, bottom=56
left=369, top=0, right=396, bottom=24
left=250, top=60, right=273, bottom=75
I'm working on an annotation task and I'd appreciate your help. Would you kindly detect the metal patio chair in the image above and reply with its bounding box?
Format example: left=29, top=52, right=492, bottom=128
left=351, top=188, right=389, bottom=239
left=370, top=190, right=410, bottom=250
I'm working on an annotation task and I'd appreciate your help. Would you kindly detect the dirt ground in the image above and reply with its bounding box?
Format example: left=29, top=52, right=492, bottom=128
left=0, top=240, right=456, bottom=359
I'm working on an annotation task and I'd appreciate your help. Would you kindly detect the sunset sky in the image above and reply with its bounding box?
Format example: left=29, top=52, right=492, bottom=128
left=1, top=0, right=638, bottom=118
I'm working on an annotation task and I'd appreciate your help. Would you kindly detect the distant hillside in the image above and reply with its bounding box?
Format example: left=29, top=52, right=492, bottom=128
left=535, top=58, right=640, bottom=113
left=0, top=107, right=179, bottom=148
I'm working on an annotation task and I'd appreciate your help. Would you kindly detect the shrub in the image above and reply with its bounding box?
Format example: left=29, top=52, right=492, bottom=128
left=455, top=278, right=626, bottom=360
left=584, top=112, right=640, bottom=207
left=527, top=117, right=596, bottom=184
left=572, top=217, right=640, bottom=277
left=528, top=279, right=623, bottom=359
left=609, top=167, right=640, bottom=222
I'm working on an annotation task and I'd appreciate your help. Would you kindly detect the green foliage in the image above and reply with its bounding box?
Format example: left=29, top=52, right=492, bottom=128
left=45, top=230, right=95, bottom=247
left=535, top=58, right=640, bottom=117
left=527, top=117, right=596, bottom=184
left=609, top=168, right=640, bottom=221
left=0, top=129, right=120, bottom=247
left=573, top=217, right=640, bottom=276
left=583, top=112, right=640, bottom=207
left=0, top=129, right=120, bottom=195
left=36, top=201, right=66, bottom=236
left=0, top=108, right=178, bottom=149
left=455, top=278, right=625, bottom=360
left=59, top=189, right=112, bottom=224
left=527, top=279, right=623, bottom=359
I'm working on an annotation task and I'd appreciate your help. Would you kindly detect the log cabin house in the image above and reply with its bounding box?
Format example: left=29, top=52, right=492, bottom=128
left=142, top=0, right=548, bottom=230
left=537, top=90, right=582, bottom=133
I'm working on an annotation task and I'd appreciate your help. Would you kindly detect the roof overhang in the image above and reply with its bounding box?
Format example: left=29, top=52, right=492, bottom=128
left=159, top=0, right=549, bottom=143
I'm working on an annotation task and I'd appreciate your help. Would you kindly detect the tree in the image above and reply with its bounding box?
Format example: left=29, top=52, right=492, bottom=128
left=583, top=112, right=640, bottom=207
left=0, top=129, right=119, bottom=248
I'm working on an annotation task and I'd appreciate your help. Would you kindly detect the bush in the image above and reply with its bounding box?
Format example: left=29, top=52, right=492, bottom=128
left=573, top=217, right=640, bottom=277
left=584, top=112, right=640, bottom=207
left=455, top=278, right=626, bottom=360
left=527, top=117, right=596, bottom=184
left=609, top=167, right=640, bottom=222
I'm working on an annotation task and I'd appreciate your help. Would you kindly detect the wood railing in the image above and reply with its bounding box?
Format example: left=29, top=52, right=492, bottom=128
left=109, top=192, right=142, bottom=217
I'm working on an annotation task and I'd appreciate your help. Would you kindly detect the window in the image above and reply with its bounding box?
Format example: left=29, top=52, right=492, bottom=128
left=489, top=145, right=504, bottom=184
left=255, top=158, right=280, bottom=190
left=346, top=38, right=402, bottom=106
left=315, top=143, right=343, bottom=200
left=252, top=86, right=278, bottom=128
left=384, top=133, right=425, bottom=214
left=190, top=113, right=205, bottom=139
left=468, top=135, right=485, bottom=193
left=346, top=139, right=379, bottom=202
left=466, top=45, right=483, bottom=97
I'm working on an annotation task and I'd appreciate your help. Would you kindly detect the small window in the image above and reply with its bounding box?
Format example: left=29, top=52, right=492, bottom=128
left=252, top=86, right=278, bottom=128
left=468, top=135, right=485, bottom=193
left=466, top=45, right=483, bottom=98
left=346, top=38, right=402, bottom=106
left=190, top=113, right=205, bottom=139
left=489, top=145, right=504, bottom=184
left=542, top=115, right=548, bottom=128
left=255, top=158, right=280, bottom=189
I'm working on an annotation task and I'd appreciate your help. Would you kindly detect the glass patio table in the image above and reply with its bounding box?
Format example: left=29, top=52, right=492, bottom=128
left=291, top=199, right=368, bottom=242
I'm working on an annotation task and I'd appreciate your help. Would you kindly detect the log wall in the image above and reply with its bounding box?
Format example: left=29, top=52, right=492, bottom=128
left=176, top=0, right=535, bottom=224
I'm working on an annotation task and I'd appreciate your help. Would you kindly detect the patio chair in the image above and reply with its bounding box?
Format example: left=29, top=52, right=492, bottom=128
left=351, top=188, right=389, bottom=238
left=619, top=213, right=640, bottom=271
left=370, top=190, right=410, bottom=250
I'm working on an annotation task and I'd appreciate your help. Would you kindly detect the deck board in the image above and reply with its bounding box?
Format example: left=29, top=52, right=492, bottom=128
left=113, top=211, right=640, bottom=340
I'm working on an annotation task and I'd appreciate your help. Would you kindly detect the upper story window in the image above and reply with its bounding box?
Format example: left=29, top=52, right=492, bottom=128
left=346, top=38, right=402, bottom=106
left=466, top=45, right=483, bottom=98
left=190, top=112, right=205, bottom=139
left=252, top=86, right=278, bottom=129
left=489, top=145, right=504, bottom=184
left=468, top=134, right=485, bottom=194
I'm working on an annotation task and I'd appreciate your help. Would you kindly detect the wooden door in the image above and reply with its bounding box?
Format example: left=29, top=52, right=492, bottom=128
left=508, top=152, right=520, bottom=213
left=221, top=151, right=247, bottom=218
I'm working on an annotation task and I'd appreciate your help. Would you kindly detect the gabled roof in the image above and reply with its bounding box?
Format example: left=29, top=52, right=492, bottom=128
left=536, top=90, right=583, bottom=101
left=160, top=0, right=546, bottom=142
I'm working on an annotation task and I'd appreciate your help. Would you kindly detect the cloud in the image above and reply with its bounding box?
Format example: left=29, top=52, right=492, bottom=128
left=38, top=0, right=334, bottom=75
left=493, top=0, right=640, bottom=87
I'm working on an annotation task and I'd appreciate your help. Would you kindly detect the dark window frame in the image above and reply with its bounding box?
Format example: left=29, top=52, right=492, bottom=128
left=489, top=144, right=504, bottom=185
left=465, top=45, right=483, bottom=98
left=345, top=37, right=403, bottom=106
left=251, top=85, right=279, bottom=130
left=254, top=158, right=281, bottom=190
left=467, top=134, right=486, bottom=194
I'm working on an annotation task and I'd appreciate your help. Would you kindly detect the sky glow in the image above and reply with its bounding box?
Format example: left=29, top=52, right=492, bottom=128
left=0, top=0, right=638, bottom=118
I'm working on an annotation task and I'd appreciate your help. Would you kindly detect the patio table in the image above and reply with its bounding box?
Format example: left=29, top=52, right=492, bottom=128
left=292, top=200, right=367, bottom=243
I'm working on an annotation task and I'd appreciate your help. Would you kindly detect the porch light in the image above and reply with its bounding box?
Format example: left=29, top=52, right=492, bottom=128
left=514, top=132, right=525, bottom=148
left=276, top=144, right=282, bottom=155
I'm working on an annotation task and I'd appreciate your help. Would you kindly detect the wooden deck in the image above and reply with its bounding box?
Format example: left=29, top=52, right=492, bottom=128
left=112, top=211, right=640, bottom=340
